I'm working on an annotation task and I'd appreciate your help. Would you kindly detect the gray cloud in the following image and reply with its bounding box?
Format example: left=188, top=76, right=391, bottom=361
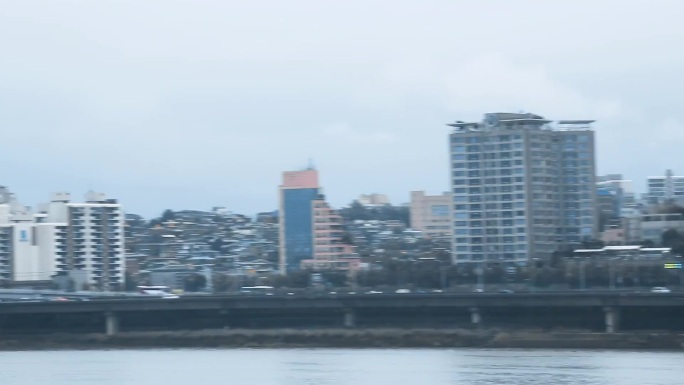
left=1, top=0, right=682, bottom=216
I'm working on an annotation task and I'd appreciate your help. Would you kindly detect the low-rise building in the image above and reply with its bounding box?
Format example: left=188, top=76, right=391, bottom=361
left=572, top=245, right=672, bottom=260
left=356, top=193, right=391, bottom=207
left=622, top=213, right=684, bottom=245
left=640, top=213, right=684, bottom=245
left=409, top=191, right=451, bottom=240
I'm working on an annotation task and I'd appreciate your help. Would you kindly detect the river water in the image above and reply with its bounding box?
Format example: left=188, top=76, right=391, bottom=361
left=1, top=348, right=682, bottom=384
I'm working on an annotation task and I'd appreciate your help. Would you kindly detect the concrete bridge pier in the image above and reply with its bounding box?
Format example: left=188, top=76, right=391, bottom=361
left=219, top=309, right=231, bottom=329
left=470, top=307, right=482, bottom=327
left=603, top=306, right=621, bottom=333
left=343, top=309, right=356, bottom=328
left=105, top=311, right=120, bottom=336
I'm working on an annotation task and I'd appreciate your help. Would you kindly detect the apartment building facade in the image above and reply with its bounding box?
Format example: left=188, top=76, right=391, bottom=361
left=646, top=169, right=684, bottom=205
left=0, top=189, right=125, bottom=290
left=409, top=191, right=452, bottom=239
left=448, top=112, right=598, bottom=264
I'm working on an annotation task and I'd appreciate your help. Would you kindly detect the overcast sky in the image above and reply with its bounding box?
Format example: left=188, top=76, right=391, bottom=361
left=1, top=0, right=683, bottom=218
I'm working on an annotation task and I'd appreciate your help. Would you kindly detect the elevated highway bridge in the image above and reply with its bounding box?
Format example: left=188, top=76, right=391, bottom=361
left=1, top=292, right=683, bottom=335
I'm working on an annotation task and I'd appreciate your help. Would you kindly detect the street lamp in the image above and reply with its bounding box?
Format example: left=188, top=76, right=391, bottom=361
left=418, top=256, right=448, bottom=291
left=439, top=265, right=447, bottom=291
left=678, top=256, right=684, bottom=289
left=608, top=257, right=616, bottom=291
left=530, top=258, right=539, bottom=292
left=474, top=261, right=484, bottom=292
left=576, top=257, right=587, bottom=291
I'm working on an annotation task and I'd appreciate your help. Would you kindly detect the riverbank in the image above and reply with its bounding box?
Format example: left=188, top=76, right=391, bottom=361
left=1, top=329, right=683, bottom=350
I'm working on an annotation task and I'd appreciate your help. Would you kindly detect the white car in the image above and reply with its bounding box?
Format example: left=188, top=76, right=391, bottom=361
left=650, top=287, right=671, bottom=293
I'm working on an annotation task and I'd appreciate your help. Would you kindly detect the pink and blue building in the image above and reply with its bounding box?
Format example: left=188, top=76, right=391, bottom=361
left=278, top=169, right=358, bottom=273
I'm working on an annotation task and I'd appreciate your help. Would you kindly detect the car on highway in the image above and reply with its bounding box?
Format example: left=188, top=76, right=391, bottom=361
left=138, top=285, right=180, bottom=299
left=650, top=287, right=671, bottom=293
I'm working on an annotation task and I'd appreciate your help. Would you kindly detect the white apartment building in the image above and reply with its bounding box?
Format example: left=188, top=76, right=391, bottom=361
left=597, top=175, right=636, bottom=216
left=0, top=187, right=45, bottom=282
left=409, top=191, right=452, bottom=239
left=0, top=189, right=124, bottom=290
left=646, top=169, right=684, bottom=205
left=356, top=193, right=391, bottom=207
left=448, top=113, right=598, bottom=264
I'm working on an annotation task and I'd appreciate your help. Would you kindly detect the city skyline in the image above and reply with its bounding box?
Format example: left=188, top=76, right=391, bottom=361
left=1, top=165, right=680, bottom=220
left=3, top=1, right=684, bottom=217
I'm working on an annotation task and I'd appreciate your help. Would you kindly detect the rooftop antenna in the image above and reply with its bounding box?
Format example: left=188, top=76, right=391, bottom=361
left=307, top=157, right=316, bottom=170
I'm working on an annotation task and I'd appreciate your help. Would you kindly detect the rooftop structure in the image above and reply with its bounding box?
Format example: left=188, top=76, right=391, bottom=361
left=646, top=169, right=684, bottom=205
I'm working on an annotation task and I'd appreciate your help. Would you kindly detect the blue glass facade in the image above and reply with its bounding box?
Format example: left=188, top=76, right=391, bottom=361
left=283, top=188, right=319, bottom=271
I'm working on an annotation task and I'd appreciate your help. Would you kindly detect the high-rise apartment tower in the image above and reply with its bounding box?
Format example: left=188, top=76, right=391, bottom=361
left=448, top=112, right=598, bottom=264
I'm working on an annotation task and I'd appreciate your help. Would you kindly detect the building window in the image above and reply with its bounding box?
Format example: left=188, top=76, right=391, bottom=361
left=431, top=205, right=449, bottom=217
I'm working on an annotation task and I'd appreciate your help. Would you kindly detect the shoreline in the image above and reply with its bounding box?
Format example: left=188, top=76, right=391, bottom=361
left=2, top=329, right=684, bottom=351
